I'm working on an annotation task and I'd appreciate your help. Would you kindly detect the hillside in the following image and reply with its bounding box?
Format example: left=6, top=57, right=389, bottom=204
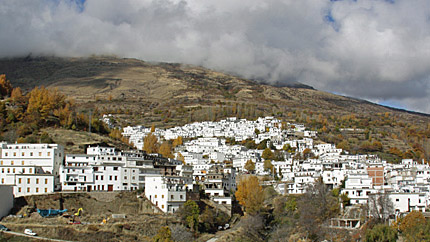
left=0, top=56, right=429, bottom=162
left=1, top=192, right=183, bottom=242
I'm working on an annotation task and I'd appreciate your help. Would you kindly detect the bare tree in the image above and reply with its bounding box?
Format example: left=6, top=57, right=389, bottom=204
left=367, top=192, right=394, bottom=223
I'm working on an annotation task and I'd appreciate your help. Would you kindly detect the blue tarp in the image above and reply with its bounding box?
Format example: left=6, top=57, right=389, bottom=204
left=37, top=209, right=68, bottom=217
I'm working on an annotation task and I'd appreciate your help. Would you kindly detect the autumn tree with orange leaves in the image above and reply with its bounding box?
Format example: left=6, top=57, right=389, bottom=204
left=235, top=175, right=264, bottom=214
left=159, top=141, right=174, bottom=158
left=0, top=75, right=13, bottom=98
left=143, top=132, right=159, bottom=154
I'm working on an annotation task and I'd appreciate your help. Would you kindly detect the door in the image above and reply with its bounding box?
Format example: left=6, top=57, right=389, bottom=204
left=108, top=185, right=113, bottom=191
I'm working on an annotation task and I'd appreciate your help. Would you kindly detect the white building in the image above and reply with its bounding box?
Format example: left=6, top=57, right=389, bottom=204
left=0, top=185, right=13, bottom=219
left=145, top=175, right=191, bottom=213
left=389, top=193, right=427, bottom=213
left=0, top=143, right=64, bottom=197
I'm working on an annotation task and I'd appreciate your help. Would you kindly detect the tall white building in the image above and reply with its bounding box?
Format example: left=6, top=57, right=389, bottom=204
left=145, top=175, right=191, bottom=213
left=0, top=143, right=64, bottom=197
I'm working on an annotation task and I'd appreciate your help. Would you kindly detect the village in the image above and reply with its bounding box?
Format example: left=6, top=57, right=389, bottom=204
left=0, top=116, right=429, bottom=224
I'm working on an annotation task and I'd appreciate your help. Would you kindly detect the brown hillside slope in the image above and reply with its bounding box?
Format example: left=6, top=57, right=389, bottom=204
left=0, top=56, right=429, bottom=162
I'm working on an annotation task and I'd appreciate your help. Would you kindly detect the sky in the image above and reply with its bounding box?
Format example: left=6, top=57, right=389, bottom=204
left=0, top=0, right=429, bottom=113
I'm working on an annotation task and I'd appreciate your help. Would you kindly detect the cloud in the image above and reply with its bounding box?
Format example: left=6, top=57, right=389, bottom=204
left=0, top=0, right=429, bottom=113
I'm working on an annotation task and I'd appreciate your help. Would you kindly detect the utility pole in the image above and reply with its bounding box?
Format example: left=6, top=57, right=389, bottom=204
left=89, top=111, right=92, bottom=133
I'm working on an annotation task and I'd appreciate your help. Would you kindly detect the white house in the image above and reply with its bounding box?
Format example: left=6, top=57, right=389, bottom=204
left=0, top=143, right=64, bottom=197
left=145, top=175, right=191, bottom=213
left=389, top=193, right=427, bottom=213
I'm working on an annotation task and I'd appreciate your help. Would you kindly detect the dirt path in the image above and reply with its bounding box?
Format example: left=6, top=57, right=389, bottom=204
left=1, top=230, right=76, bottom=242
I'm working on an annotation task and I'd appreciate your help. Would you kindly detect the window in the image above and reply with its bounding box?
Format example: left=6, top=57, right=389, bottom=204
left=124, top=176, right=127, bottom=180
left=4, top=153, right=7, bottom=157
left=18, top=178, right=22, bottom=184
left=180, top=195, right=183, bottom=199
left=22, top=152, right=24, bottom=156
left=155, top=195, right=157, bottom=198
left=39, top=152, right=42, bottom=156
left=29, top=168, right=32, bottom=173
left=27, top=187, right=30, bottom=193
left=115, top=176, right=117, bottom=181
left=96, top=176, right=98, bottom=181
left=18, top=187, right=21, bottom=192
left=13, top=152, right=16, bottom=156
left=1, top=178, right=3, bottom=183
left=45, top=179, right=48, bottom=184
left=0, top=161, right=2, bottom=165
left=12, top=168, right=15, bottom=173
left=47, top=152, right=50, bottom=156
left=396, top=199, right=399, bottom=202
left=162, top=195, right=164, bottom=198
left=101, top=176, right=104, bottom=180
left=1, top=168, right=3, bottom=173
left=109, top=176, right=112, bottom=181
left=45, top=188, right=47, bottom=193
left=36, top=178, right=39, bottom=184
left=36, top=188, right=39, bottom=193
left=171, top=195, right=174, bottom=199
left=113, top=167, right=118, bottom=171
left=7, top=168, right=9, bottom=173
left=162, top=205, right=164, bottom=209
left=30, top=152, right=33, bottom=156
left=22, top=161, right=24, bottom=165
left=11, top=161, right=14, bottom=165
left=23, top=168, right=25, bottom=173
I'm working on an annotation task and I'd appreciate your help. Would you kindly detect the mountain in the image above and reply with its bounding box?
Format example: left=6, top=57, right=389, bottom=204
left=0, top=56, right=429, bottom=162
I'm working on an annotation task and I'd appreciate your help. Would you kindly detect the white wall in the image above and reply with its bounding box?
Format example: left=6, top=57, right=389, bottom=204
left=0, top=185, right=13, bottom=219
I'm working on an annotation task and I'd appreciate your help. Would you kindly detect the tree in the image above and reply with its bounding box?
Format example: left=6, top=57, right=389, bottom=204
left=257, top=139, right=268, bottom=150
left=235, top=175, right=264, bottom=214
left=199, top=207, right=229, bottom=232
left=367, top=193, right=394, bottom=223
left=365, top=224, right=397, bottom=242
left=263, top=159, right=273, bottom=172
left=159, top=141, right=174, bottom=158
left=143, top=132, right=159, bottom=154
left=178, top=201, right=200, bottom=233
left=172, top=136, right=183, bottom=148
left=244, top=160, right=255, bottom=173
left=302, top=148, right=314, bottom=159
left=397, top=211, right=430, bottom=241
left=153, top=226, right=173, bottom=242
left=177, top=152, right=185, bottom=164
left=297, top=177, right=339, bottom=240
left=282, top=144, right=295, bottom=153
left=262, top=148, right=273, bottom=160
left=0, top=74, right=13, bottom=98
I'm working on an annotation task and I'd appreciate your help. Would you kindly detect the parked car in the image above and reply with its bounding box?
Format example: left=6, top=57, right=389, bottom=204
left=0, top=224, right=9, bottom=231
left=24, top=229, right=37, bottom=236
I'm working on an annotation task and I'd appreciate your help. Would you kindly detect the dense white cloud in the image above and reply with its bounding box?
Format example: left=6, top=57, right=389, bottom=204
left=0, top=0, right=429, bottom=113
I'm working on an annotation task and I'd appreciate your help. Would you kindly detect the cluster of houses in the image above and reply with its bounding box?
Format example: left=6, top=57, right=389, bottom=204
left=0, top=116, right=429, bottom=218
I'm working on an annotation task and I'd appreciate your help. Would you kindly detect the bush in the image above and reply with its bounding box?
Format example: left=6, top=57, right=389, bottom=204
left=365, top=224, right=397, bottom=242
